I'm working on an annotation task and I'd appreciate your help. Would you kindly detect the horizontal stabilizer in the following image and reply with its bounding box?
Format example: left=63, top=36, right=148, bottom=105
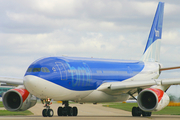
left=160, top=66, right=180, bottom=71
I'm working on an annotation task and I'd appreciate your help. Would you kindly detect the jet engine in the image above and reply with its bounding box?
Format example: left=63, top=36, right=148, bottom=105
left=137, top=88, right=169, bottom=112
left=2, top=88, right=37, bottom=111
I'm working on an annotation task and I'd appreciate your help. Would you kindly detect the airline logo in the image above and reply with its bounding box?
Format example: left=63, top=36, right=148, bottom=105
left=155, top=29, right=160, bottom=37
left=52, top=67, right=56, bottom=72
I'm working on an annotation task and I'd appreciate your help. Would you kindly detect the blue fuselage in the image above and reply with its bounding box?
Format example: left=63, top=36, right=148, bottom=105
left=24, top=57, right=145, bottom=91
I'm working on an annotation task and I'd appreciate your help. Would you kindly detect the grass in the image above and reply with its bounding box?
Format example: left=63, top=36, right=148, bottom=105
left=0, top=101, right=33, bottom=116
left=103, top=103, right=180, bottom=115
left=0, top=102, right=4, bottom=107
left=0, top=110, right=33, bottom=116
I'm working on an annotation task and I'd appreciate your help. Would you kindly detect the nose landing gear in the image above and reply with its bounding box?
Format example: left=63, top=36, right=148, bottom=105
left=41, top=98, right=54, bottom=117
left=57, top=101, right=78, bottom=116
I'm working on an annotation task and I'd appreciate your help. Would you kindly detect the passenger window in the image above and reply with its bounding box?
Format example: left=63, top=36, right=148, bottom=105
left=32, top=68, right=41, bottom=72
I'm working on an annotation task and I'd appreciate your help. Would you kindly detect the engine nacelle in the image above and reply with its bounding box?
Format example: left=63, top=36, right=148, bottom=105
left=2, top=88, right=37, bottom=111
left=137, top=88, right=169, bottom=112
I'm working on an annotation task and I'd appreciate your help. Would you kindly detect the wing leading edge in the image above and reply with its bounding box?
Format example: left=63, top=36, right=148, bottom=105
left=0, top=77, right=23, bottom=86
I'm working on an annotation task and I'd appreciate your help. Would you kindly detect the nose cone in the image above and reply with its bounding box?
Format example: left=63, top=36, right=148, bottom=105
left=24, top=75, right=74, bottom=101
left=23, top=75, right=47, bottom=99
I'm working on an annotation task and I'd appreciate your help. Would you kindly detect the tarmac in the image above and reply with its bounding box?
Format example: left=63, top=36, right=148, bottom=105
left=0, top=102, right=180, bottom=120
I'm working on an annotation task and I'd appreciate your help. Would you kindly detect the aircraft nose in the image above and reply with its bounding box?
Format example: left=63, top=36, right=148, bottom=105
left=23, top=75, right=44, bottom=97
left=24, top=75, right=58, bottom=99
left=23, top=75, right=36, bottom=88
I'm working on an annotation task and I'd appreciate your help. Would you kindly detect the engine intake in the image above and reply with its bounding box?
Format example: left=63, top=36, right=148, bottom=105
left=137, top=88, right=169, bottom=112
left=3, top=88, right=37, bottom=111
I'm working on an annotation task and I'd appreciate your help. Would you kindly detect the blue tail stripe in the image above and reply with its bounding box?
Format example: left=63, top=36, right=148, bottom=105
left=143, top=2, right=164, bottom=54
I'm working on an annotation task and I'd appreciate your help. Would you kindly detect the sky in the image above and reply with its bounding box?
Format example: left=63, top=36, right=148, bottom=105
left=0, top=0, right=180, bottom=95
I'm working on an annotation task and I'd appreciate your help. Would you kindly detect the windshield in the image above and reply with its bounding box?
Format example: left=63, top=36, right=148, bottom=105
left=27, top=67, right=50, bottom=73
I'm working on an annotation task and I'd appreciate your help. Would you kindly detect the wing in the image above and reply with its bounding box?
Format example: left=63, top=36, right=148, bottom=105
left=97, top=78, right=180, bottom=95
left=0, top=77, right=23, bottom=86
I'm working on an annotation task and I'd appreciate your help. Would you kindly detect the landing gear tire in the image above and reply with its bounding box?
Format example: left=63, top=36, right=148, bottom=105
left=132, top=107, right=152, bottom=117
left=142, top=111, right=151, bottom=117
left=67, top=107, right=73, bottom=116
left=58, top=107, right=63, bottom=116
left=132, top=107, right=141, bottom=116
left=72, top=107, right=78, bottom=116
left=62, top=107, right=67, bottom=116
left=47, top=109, right=54, bottom=117
left=42, top=109, right=48, bottom=117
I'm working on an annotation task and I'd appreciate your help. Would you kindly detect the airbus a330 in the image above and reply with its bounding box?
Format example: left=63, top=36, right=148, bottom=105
left=1, top=2, right=180, bottom=117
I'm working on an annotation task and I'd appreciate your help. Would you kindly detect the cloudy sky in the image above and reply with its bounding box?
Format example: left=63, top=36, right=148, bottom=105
left=0, top=0, right=180, bottom=93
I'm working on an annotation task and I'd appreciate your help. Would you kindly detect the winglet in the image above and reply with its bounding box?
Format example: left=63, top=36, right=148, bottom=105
left=140, top=2, right=164, bottom=62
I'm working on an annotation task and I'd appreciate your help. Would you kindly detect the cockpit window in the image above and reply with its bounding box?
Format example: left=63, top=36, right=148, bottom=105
left=32, top=68, right=41, bottom=72
left=41, top=67, right=50, bottom=73
left=27, top=68, right=32, bottom=72
left=27, top=67, right=50, bottom=73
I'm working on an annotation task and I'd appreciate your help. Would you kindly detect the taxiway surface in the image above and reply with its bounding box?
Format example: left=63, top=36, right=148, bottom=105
left=0, top=103, right=179, bottom=120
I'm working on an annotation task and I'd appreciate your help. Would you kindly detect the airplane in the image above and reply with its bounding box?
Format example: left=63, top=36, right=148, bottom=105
left=1, top=1, right=180, bottom=117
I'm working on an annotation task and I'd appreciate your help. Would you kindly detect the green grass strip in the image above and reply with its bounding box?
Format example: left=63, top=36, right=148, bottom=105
left=0, top=102, right=4, bottom=108
left=0, top=110, right=33, bottom=116
left=103, top=103, right=180, bottom=115
left=0, top=101, right=33, bottom=116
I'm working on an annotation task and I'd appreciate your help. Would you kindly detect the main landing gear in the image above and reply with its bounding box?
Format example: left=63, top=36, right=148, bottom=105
left=132, top=107, right=151, bottom=117
left=57, top=101, right=78, bottom=116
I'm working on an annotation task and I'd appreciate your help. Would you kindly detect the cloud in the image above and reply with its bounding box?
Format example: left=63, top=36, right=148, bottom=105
left=0, top=0, right=180, bottom=81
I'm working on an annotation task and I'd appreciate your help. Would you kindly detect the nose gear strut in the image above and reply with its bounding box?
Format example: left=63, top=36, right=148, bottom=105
left=41, top=98, right=54, bottom=117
